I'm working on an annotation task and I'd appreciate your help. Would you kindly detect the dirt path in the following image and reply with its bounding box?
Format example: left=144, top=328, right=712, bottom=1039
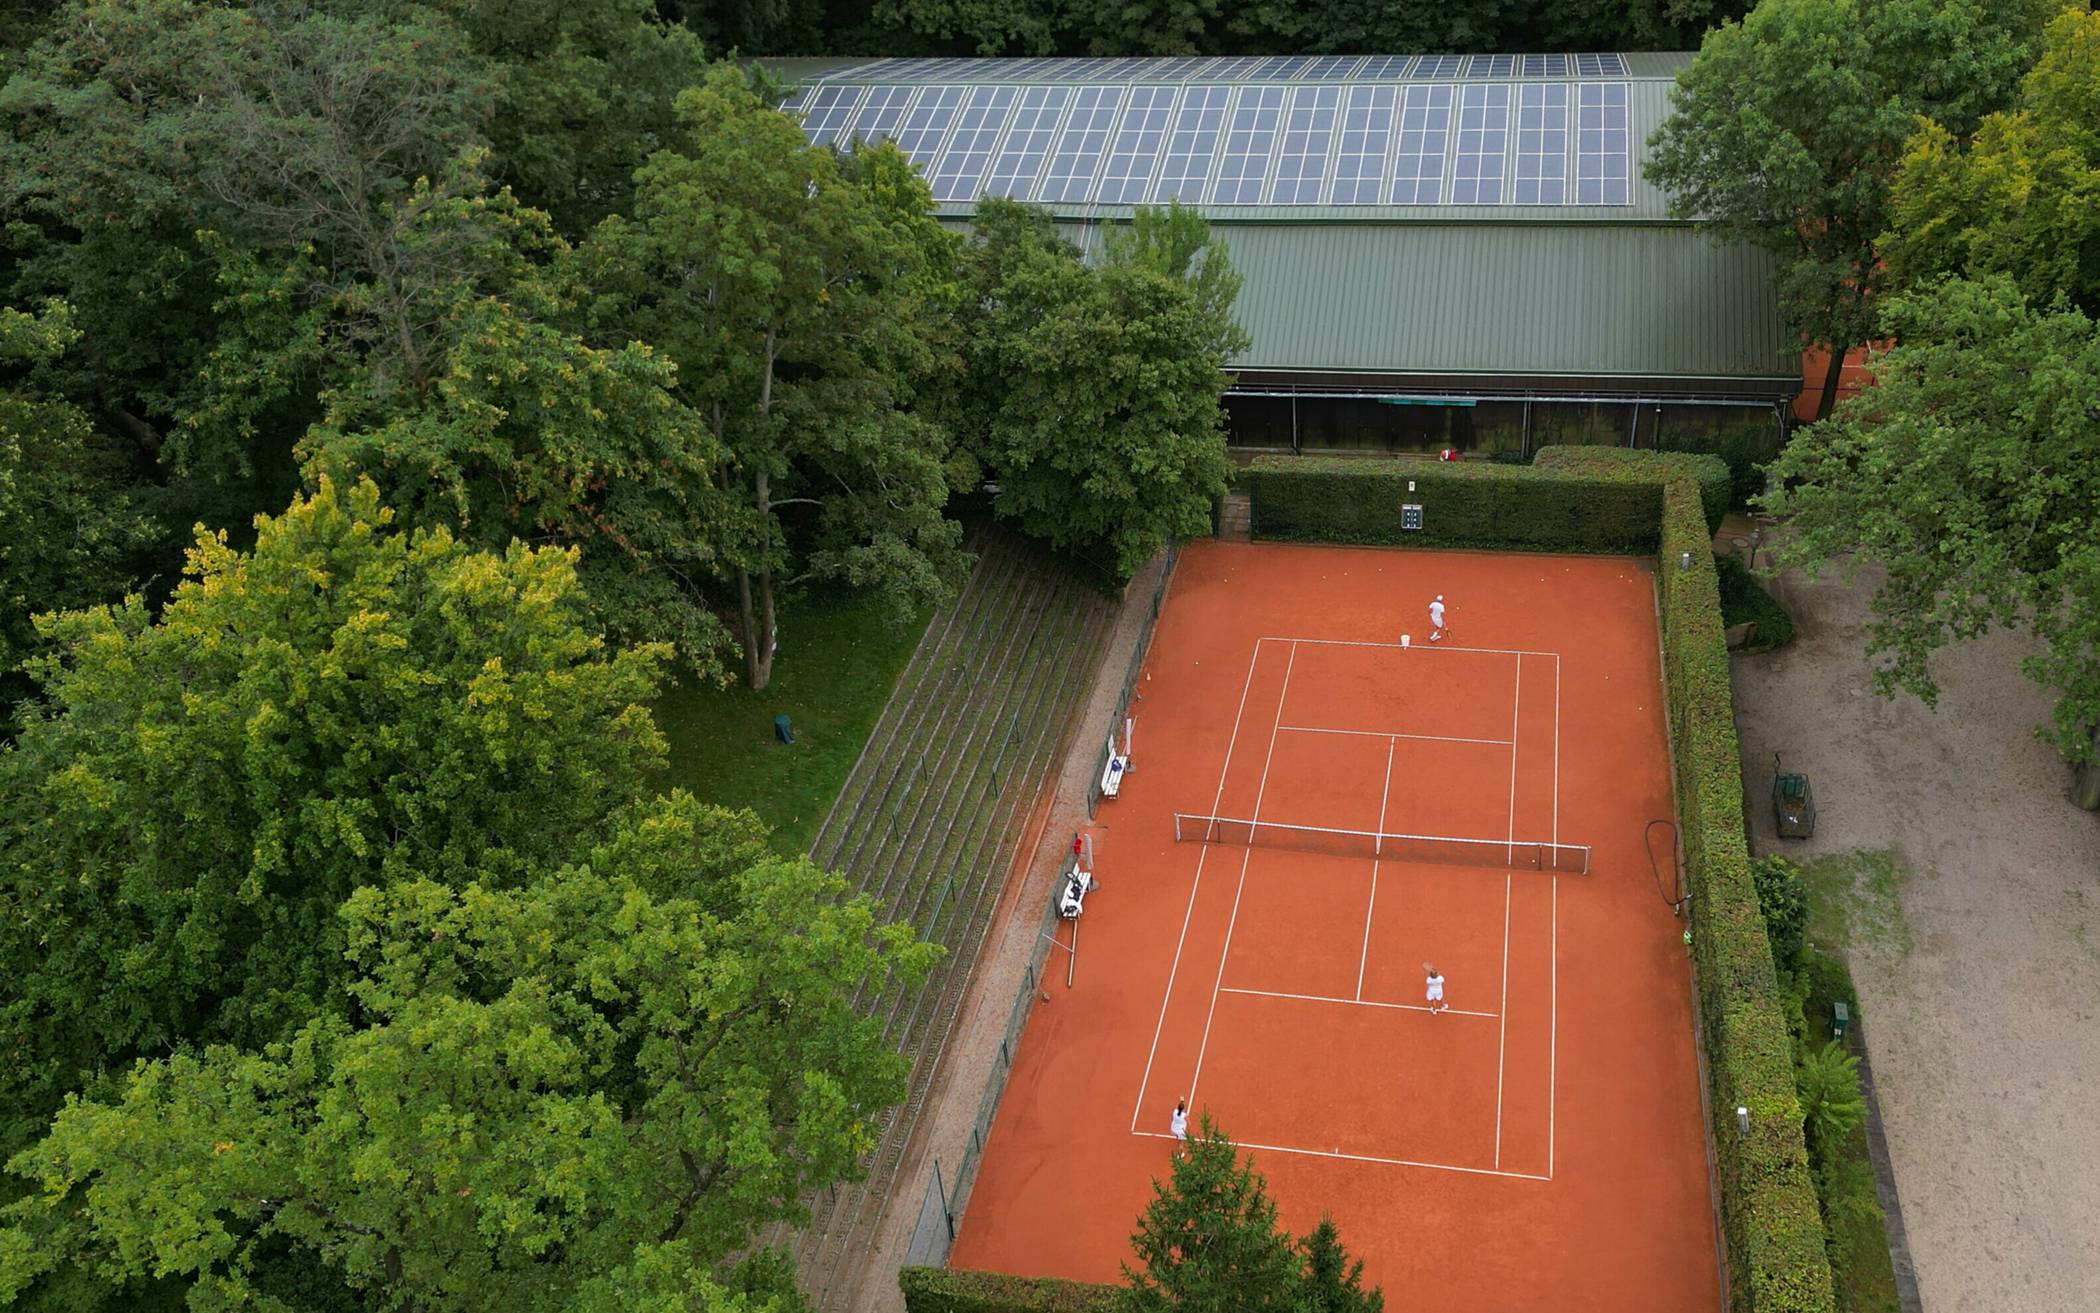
left=1728, top=553, right=2100, bottom=1313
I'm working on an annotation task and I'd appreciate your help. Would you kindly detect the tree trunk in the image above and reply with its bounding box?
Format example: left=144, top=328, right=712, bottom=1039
left=2075, top=727, right=2100, bottom=811
left=743, top=469, right=777, bottom=691
left=1813, top=342, right=1849, bottom=422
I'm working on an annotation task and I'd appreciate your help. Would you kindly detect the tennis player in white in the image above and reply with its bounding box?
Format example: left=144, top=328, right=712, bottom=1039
left=1169, top=1098, right=1190, bottom=1150
left=1425, top=964, right=1448, bottom=1014
left=1428, top=595, right=1447, bottom=642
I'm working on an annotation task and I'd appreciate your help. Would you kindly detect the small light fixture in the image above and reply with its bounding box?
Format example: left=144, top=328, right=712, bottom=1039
left=1678, top=550, right=1693, bottom=572
left=1736, top=1106, right=1751, bottom=1135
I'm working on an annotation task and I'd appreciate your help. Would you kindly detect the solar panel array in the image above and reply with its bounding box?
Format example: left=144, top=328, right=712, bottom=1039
left=786, top=67, right=1638, bottom=208
left=818, top=53, right=1629, bottom=83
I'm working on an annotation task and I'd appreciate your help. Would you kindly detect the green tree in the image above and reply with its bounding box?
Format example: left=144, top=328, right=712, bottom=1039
left=430, top=0, right=711, bottom=236
left=1, top=833, right=933, bottom=1310
left=1794, top=1041, right=1867, bottom=1151
left=1763, top=276, right=2100, bottom=758
left=1883, top=6, right=2100, bottom=315
left=1300, top=1217, right=1383, bottom=1313
left=1118, top=1114, right=1304, bottom=1313
left=1647, top=0, right=2050, bottom=419
left=0, top=302, right=153, bottom=728
left=0, top=478, right=669, bottom=1130
left=1750, top=855, right=1809, bottom=973
left=578, top=66, right=966, bottom=688
left=956, top=202, right=1239, bottom=580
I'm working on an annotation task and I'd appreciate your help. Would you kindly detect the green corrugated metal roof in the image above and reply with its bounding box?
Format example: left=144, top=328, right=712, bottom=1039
left=1071, top=222, right=1792, bottom=383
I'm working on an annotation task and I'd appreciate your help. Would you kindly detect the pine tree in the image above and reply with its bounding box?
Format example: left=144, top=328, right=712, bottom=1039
left=1118, top=1114, right=1302, bottom=1313
left=1301, top=1217, right=1384, bottom=1313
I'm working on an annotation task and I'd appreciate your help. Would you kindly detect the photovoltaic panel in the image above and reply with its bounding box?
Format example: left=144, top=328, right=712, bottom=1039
left=1270, top=85, right=1340, bottom=203
left=1390, top=84, right=1451, bottom=204
left=1520, top=54, right=1571, bottom=77
left=1152, top=84, right=1230, bottom=201
left=1355, top=56, right=1415, bottom=79
left=1099, top=86, right=1176, bottom=203
left=1513, top=83, right=1568, bottom=204
left=1577, top=82, right=1632, bottom=204
left=1451, top=83, right=1509, bottom=203
left=894, top=85, right=967, bottom=168
left=1302, top=55, right=1366, bottom=79
left=845, top=85, right=915, bottom=145
left=1037, top=85, right=1124, bottom=202
left=983, top=85, right=1072, bottom=198
left=1211, top=85, right=1287, bottom=203
left=1409, top=55, right=1463, bottom=78
left=995, top=58, right=1062, bottom=80
left=1330, top=85, right=1396, bottom=205
left=1057, top=57, right=1115, bottom=79
left=928, top=86, right=1018, bottom=201
left=779, top=86, right=812, bottom=115
left=1078, top=58, right=1152, bottom=80
left=1468, top=54, right=1516, bottom=77
left=1146, top=56, right=1216, bottom=80
left=1204, top=56, right=1267, bottom=80
left=801, top=84, right=864, bottom=146
left=1575, top=53, right=1627, bottom=77
left=1252, top=55, right=1313, bottom=78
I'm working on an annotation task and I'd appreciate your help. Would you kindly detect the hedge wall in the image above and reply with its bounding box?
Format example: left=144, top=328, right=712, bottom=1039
left=1241, top=448, right=1727, bottom=552
left=900, top=1267, right=1119, bottom=1312
left=1657, top=479, right=1835, bottom=1313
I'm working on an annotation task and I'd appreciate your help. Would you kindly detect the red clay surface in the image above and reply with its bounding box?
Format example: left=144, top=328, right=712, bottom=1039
left=950, top=542, right=1722, bottom=1311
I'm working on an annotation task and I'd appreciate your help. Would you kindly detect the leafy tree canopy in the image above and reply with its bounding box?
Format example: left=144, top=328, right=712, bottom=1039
left=1, top=830, right=935, bottom=1311
left=0, top=301, right=154, bottom=727
left=0, top=478, right=669, bottom=1129
left=1763, top=276, right=2100, bottom=758
left=1646, top=0, right=2053, bottom=417
left=954, top=201, right=1241, bottom=581
left=1884, top=5, right=2100, bottom=315
left=577, top=65, right=967, bottom=688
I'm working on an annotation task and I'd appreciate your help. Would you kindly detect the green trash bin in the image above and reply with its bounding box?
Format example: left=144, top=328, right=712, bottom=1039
left=1832, top=1001, right=1850, bottom=1040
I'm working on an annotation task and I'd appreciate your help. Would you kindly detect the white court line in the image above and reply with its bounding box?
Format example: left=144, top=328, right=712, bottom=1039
left=1132, top=1130, right=1550, bottom=1182
left=1129, top=639, right=1266, bottom=1132
left=1281, top=724, right=1513, bottom=747
left=1494, top=653, right=1520, bottom=1169
left=1188, top=641, right=1298, bottom=1110
left=1223, top=985, right=1496, bottom=1020
left=1356, top=737, right=1395, bottom=999
left=1264, top=635, right=1560, bottom=659
left=1493, top=872, right=1512, bottom=1168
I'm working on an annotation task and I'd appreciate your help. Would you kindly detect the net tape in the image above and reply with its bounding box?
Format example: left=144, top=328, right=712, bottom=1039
left=1173, top=812, right=1590, bottom=874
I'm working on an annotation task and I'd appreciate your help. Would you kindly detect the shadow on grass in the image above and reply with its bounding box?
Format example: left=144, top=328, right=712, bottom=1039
left=651, top=587, right=932, bottom=856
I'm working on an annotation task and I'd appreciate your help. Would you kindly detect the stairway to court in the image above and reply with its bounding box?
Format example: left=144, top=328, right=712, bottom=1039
left=773, top=524, right=1117, bottom=1309
left=1218, top=491, right=1252, bottom=541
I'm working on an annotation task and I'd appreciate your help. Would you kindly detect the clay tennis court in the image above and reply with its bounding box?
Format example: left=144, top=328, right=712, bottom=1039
left=950, top=541, right=1722, bottom=1311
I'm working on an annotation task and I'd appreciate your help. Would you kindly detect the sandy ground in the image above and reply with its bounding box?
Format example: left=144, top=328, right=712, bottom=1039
left=1728, top=551, right=2100, bottom=1313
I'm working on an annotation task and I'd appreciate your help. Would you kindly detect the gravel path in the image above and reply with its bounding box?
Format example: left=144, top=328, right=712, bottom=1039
left=1728, top=551, right=2100, bottom=1313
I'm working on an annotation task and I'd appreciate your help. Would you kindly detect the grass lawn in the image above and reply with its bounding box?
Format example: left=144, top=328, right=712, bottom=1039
left=651, top=587, right=932, bottom=856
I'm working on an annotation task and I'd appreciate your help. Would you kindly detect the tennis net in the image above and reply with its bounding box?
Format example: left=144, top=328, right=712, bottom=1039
left=1172, top=813, right=1590, bottom=874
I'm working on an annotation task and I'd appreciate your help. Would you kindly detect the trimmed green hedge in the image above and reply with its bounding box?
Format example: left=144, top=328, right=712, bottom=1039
left=900, top=1267, right=1119, bottom=1312
left=1659, top=479, right=1835, bottom=1313
left=1241, top=448, right=1727, bottom=552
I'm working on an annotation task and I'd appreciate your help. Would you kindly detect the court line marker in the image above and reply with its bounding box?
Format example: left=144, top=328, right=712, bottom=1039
left=1223, top=985, right=1495, bottom=1019
left=1265, top=635, right=1560, bottom=659
left=1131, top=1131, right=1550, bottom=1182
left=1493, top=872, right=1513, bottom=1170
left=1357, top=737, right=1395, bottom=1000
left=1281, top=724, right=1513, bottom=747
left=1188, top=641, right=1297, bottom=1110
left=1129, top=638, right=1266, bottom=1132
